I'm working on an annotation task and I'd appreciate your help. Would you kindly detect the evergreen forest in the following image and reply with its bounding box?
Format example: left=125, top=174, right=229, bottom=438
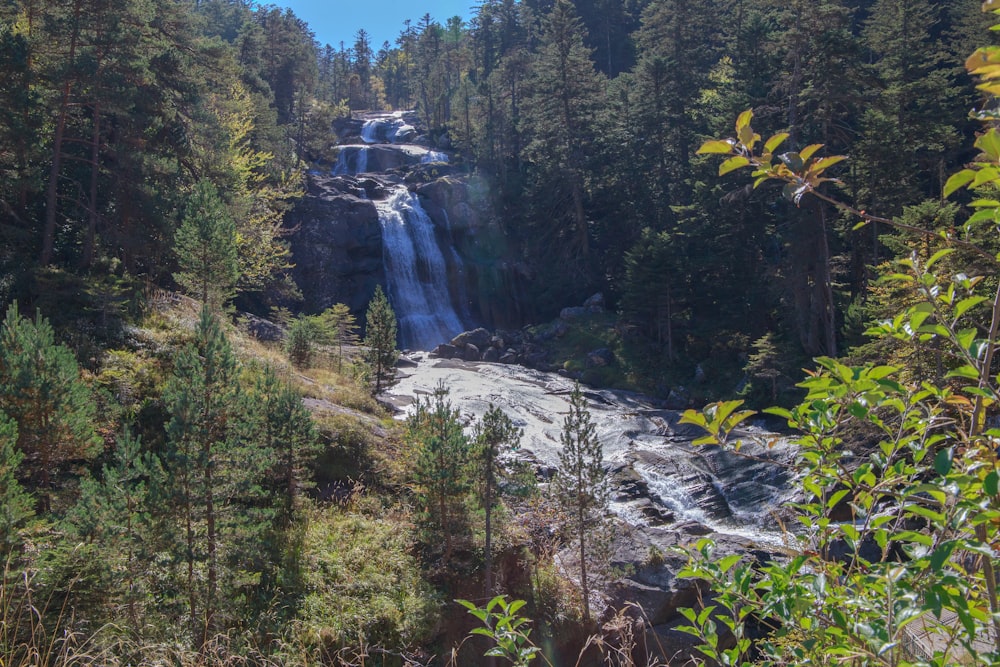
left=3, top=0, right=1000, bottom=664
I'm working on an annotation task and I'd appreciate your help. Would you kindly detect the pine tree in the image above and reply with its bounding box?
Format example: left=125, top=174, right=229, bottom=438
left=410, top=381, right=471, bottom=562
left=632, top=0, right=718, bottom=209
left=472, top=404, right=522, bottom=596
left=327, top=303, right=360, bottom=372
left=0, top=302, right=99, bottom=510
left=285, top=317, right=317, bottom=369
left=364, top=285, right=398, bottom=395
left=552, top=383, right=609, bottom=622
left=174, top=179, right=239, bottom=310
left=70, top=429, right=159, bottom=627
left=163, top=306, right=239, bottom=647
left=0, top=412, right=33, bottom=554
left=520, top=0, right=605, bottom=270
left=243, top=365, right=319, bottom=525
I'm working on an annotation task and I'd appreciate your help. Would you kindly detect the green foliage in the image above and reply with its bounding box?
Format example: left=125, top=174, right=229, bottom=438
left=286, top=303, right=361, bottom=371
left=472, top=404, right=524, bottom=594
left=678, top=11, right=1000, bottom=664
left=240, top=364, right=320, bottom=524
left=552, top=383, right=610, bottom=621
left=173, top=179, right=239, bottom=310
left=741, top=333, right=796, bottom=407
left=364, top=285, right=398, bottom=396
left=285, top=317, right=318, bottom=368
left=0, top=302, right=99, bottom=506
left=296, top=506, right=439, bottom=658
left=409, top=381, right=471, bottom=561
left=162, top=305, right=240, bottom=644
left=0, top=413, right=32, bottom=553
left=68, top=428, right=160, bottom=627
left=316, top=303, right=360, bottom=372
left=458, top=595, right=540, bottom=667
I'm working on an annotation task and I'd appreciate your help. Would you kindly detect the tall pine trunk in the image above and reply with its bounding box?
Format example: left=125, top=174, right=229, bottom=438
left=41, top=0, right=83, bottom=266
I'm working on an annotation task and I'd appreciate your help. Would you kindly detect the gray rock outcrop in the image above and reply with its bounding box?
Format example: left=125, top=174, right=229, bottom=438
left=287, top=175, right=384, bottom=315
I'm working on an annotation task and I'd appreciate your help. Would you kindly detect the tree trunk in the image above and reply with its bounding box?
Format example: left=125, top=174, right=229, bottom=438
left=204, top=437, right=216, bottom=649
left=484, top=461, right=494, bottom=596
left=83, top=102, right=101, bottom=268
left=578, top=499, right=589, bottom=621
left=41, top=0, right=83, bottom=266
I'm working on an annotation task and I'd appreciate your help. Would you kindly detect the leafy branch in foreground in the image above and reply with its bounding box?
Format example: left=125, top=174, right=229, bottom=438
left=696, top=110, right=997, bottom=263
left=675, top=7, right=1000, bottom=666
left=457, top=596, right=542, bottom=667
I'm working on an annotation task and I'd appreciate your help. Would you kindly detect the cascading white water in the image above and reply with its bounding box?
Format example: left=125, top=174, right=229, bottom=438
left=421, top=150, right=449, bottom=163
left=332, top=146, right=369, bottom=175
left=361, top=119, right=380, bottom=144
left=376, top=186, right=466, bottom=350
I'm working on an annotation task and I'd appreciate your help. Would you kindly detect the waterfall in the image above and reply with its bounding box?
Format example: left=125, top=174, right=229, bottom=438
left=361, top=119, right=380, bottom=143
left=332, top=146, right=369, bottom=175
left=421, top=150, right=449, bottom=164
left=376, top=186, right=466, bottom=350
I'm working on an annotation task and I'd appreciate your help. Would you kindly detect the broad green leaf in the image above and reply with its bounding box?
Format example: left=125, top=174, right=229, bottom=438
left=809, top=155, right=847, bottom=172
left=735, top=110, right=753, bottom=134
left=764, top=132, right=789, bottom=154
left=975, top=128, right=1000, bottom=161
left=698, top=140, right=735, bottom=155
left=986, top=470, right=999, bottom=496
left=679, top=409, right=708, bottom=428
left=945, top=365, right=980, bottom=380
left=865, top=365, right=898, bottom=380
left=929, top=540, right=958, bottom=572
left=907, top=504, right=946, bottom=524
left=943, top=169, right=976, bottom=197
left=925, top=248, right=954, bottom=269
left=778, top=152, right=804, bottom=172
left=893, top=530, right=933, bottom=547
left=935, top=448, right=953, bottom=476
left=718, top=554, right=741, bottom=572
left=965, top=208, right=998, bottom=228
left=971, top=169, right=1000, bottom=188
left=799, top=144, right=824, bottom=161
left=719, top=156, right=751, bottom=176
left=955, top=296, right=987, bottom=318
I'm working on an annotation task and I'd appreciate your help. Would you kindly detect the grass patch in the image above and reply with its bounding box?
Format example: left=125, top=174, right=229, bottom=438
left=294, top=504, right=439, bottom=660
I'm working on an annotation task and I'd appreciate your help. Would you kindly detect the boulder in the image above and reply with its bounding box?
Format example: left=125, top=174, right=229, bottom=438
left=462, top=343, right=481, bottom=361
left=451, top=327, right=492, bottom=349
left=584, top=292, right=605, bottom=311
left=482, top=347, right=500, bottom=363
left=664, top=387, right=689, bottom=410
left=560, top=306, right=588, bottom=321
left=395, top=355, right=419, bottom=368
left=587, top=348, right=614, bottom=368
left=430, top=343, right=458, bottom=359
left=240, top=314, right=284, bottom=342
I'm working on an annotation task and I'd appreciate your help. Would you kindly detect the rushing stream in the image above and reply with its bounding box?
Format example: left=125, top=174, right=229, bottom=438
left=385, top=354, right=795, bottom=548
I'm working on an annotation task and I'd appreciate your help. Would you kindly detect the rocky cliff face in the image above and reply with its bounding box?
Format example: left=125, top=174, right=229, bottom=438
left=287, top=175, right=384, bottom=315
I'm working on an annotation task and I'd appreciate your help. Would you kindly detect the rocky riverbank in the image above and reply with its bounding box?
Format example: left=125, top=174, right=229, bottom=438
left=384, top=352, right=797, bottom=661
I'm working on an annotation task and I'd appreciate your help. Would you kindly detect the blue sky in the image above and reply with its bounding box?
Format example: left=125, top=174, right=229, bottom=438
left=277, top=0, right=476, bottom=50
